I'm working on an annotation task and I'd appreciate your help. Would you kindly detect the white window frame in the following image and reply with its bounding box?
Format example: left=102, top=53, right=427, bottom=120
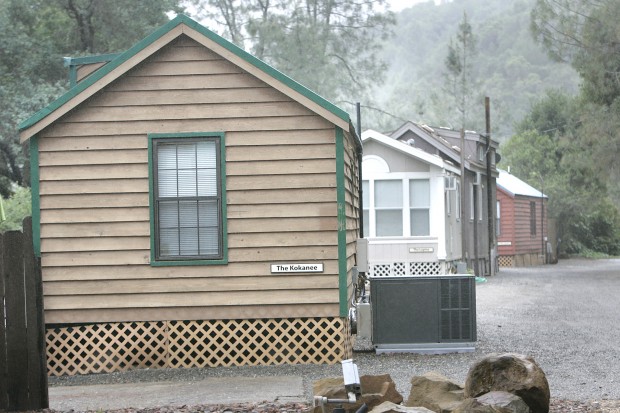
left=363, top=174, right=432, bottom=238
left=496, top=200, right=501, bottom=236
left=470, top=183, right=475, bottom=221
left=456, top=182, right=461, bottom=220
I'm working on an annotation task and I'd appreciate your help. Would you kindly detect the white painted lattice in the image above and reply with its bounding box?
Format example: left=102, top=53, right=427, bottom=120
left=372, top=264, right=393, bottom=277
left=370, top=261, right=444, bottom=277
left=410, top=261, right=441, bottom=275
left=393, top=262, right=406, bottom=276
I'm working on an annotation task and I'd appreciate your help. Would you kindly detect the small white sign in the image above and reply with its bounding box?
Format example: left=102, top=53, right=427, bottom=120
left=498, top=241, right=512, bottom=246
left=409, top=247, right=434, bottom=253
left=271, top=263, right=324, bottom=273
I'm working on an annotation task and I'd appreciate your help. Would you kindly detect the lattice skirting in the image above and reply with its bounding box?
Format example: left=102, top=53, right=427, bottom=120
left=46, top=317, right=351, bottom=377
left=369, top=261, right=444, bottom=277
left=498, top=255, right=514, bottom=267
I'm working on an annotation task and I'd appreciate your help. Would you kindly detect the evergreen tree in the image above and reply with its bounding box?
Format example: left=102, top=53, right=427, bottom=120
left=191, top=0, right=396, bottom=104
left=0, top=0, right=185, bottom=196
left=442, top=11, right=478, bottom=130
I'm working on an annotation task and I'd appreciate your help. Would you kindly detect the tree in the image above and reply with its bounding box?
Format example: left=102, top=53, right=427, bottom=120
left=0, top=0, right=185, bottom=196
left=531, top=0, right=620, bottom=106
left=571, top=1, right=620, bottom=107
left=502, top=89, right=620, bottom=255
left=528, top=0, right=620, bottom=255
left=0, top=187, right=31, bottom=232
left=191, top=0, right=395, bottom=103
left=530, top=0, right=598, bottom=63
left=442, top=11, right=478, bottom=130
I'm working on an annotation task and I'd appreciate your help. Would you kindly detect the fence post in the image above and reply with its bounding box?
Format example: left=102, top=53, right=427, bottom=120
left=23, top=217, right=49, bottom=409
left=0, top=218, right=48, bottom=411
left=0, top=233, right=7, bottom=410
left=4, top=230, right=29, bottom=410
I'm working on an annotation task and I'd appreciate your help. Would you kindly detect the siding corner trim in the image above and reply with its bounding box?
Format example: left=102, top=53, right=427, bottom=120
left=336, top=127, right=348, bottom=317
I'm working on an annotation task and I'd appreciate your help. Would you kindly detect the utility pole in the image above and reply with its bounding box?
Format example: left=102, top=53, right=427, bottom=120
left=540, top=176, right=545, bottom=264
left=485, top=97, right=495, bottom=276
left=460, top=128, right=466, bottom=268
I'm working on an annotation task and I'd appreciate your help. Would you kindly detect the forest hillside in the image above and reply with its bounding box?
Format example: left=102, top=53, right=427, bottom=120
left=367, top=0, right=579, bottom=140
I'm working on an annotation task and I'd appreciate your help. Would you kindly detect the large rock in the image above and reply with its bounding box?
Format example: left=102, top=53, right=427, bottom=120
left=464, top=354, right=549, bottom=413
left=454, top=392, right=531, bottom=413
left=405, top=372, right=465, bottom=413
left=312, top=374, right=403, bottom=413
left=361, top=374, right=404, bottom=409
left=370, top=401, right=435, bottom=413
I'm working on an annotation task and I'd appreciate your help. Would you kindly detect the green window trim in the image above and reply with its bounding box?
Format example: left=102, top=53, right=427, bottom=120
left=148, top=132, right=228, bottom=267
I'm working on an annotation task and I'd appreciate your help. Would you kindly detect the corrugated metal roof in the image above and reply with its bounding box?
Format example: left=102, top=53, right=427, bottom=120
left=497, top=169, right=547, bottom=198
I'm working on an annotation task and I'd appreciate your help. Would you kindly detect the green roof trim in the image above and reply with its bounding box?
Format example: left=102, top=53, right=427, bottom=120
left=63, top=53, right=121, bottom=67
left=336, top=127, right=349, bottom=317
left=64, top=53, right=121, bottom=87
left=19, top=14, right=351, bottom=134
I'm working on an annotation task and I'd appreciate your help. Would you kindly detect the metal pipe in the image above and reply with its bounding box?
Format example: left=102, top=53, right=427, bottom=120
left=357, top=102, right=364, bottom=238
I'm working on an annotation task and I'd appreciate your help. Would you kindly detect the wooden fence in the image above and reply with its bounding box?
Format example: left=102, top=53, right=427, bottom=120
left=0, top=217, right=48, bottom=411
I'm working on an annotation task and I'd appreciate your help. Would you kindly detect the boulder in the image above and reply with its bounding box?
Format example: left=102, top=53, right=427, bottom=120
left=405, top=371, right=465, bottom=413
left=370, top=401, right=435, bottom=413
left=312, top=374, right=403, bottom=413
left=360, top=374, right=404, bottom=409
left=453, top=392, right=531, bottom=413
left=464, top=354, right=549, bottom=413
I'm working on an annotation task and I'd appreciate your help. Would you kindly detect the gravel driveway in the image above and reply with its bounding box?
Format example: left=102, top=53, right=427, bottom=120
left=50, top=258, right=620, bottom=406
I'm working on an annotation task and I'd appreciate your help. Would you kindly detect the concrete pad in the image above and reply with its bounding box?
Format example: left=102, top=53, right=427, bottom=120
left=49, top=376, right=306, bottom=411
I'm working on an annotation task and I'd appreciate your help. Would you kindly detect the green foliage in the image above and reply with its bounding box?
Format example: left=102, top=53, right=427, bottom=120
left=0, top=186, right=32, bottom=233
left=0, top=0, right=184, bottom=197
left=562, top=201, right=620, bottom=257
left=530, top=0, right=594, bottom=63
left=572, top=1, right=620, bottom=107
left=525, top=0, right=620, bottom=256
left=191, top=0, right=395, bottom=104
left=502, top=84, right=620, bottom=255
left=368, top=0, right=579, bottom=137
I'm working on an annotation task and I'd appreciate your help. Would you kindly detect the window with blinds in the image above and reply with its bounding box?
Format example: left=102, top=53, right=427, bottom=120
left=363, top=178, right=431, bottom=237
left=409, top=179, right=430, bottom=236
left=152, top=136, right=223, bottom=261
left=375, top=180, right=403, bottom=236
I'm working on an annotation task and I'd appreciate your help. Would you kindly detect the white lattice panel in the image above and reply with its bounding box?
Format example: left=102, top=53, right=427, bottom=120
left=370, top=261, right=445, bottom=277
left=410, top=261, right=441, bottom=275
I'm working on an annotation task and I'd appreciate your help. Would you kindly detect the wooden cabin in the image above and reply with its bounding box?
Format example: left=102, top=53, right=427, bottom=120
left=19, top=15, right=361, bottom=376
left=361, top=130, right=461, bottom=276
left=496, top=169, right=548, bottom=267
left=389, top=122, right=500, bottom=276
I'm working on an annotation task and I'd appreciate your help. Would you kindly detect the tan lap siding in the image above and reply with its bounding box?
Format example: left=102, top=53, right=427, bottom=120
left=38, top=36, right=341, bottom=324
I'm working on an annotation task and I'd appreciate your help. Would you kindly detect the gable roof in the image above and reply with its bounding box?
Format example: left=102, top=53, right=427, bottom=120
left=497, top=169, right=547, bottom=199
left=389, top=121, right=504, bottom=176
left=19, top=14, right=354, bottom=142
left=389, top=121, right=466, bottom=166
left=362, top=129, right=460, bottom=174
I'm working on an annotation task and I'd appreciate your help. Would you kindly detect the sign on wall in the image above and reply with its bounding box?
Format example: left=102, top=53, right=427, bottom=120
left=271, top=263, right=324, bottom=273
